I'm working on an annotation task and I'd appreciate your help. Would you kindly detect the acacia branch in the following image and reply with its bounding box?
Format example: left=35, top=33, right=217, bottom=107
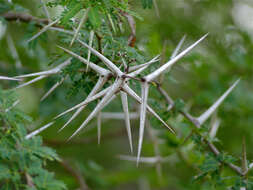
left=156, top=85, right=243, bottom=176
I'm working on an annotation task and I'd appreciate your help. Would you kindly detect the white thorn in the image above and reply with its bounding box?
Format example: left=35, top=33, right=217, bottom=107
left=0, top=76, right=22, bottom=81
left=57, top=76, right=107, bottom=131
left=58, top=106, right=84, bottom=132
left=97, top=109, right=101, bottom=145
left=25, top=122, right=55, bottom=139
left=54, top=86, right=110, bottom=119
left=123, top=84, right=175, bottom=134
left=102, top=43, right=108, bottom=54
left=49, top=26, right=75, bottom=35
left=7, top=34, right=22, bottom=68
left=170, top=35, right=186, bottom=59
left=100, top=112, right=139, bottom=120
left=41, top=77, right=65, bottom=101
left=5, top=100, right=20, bottom=112
left=128, top=55, right=160, bottom=77
left=120, top=91, right=133, bottom=153
left=129, top=55, right=160, bottom=71
left=145, top=33, right=208, bottom=82
left=152, top=0, right=160, bottom=18
left=67, top=79, right=122, bottom=140
left=86, top=30, right=94, bottom=71
left=15, top=75, right=46, bottom=89
left=77, top=39, right=123, bottom=75
left=107, top=13, right=116, bottom=33
left=209, top=114, right=220, bottom=139
left=118, top=155, right=159, bottom=164
left=197, top=79, right=240, bottom=126
left=137, top=82, right=149, bottom=165
left=122, top=58, right=128, bottom=70
left=15, top=58, right=71, bottom=78
left=70, top=8, right=90, bottom=47
left=57, top=46, right=110, bottom=76
left=27, top=18, right=60, bottom=43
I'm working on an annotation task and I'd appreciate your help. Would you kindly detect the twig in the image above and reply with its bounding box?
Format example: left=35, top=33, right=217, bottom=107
left=60, top=159, right=90, bottom=190
left=95, top=32, right=102, bottom=53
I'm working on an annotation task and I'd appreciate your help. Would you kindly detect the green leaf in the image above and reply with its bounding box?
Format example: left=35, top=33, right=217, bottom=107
left=88, top=6, right=102, bottom=28
left=141, top=0, right=153, bottom=9
left=174, top=99, right=185, bottom=112
left=0, top=164, right=11, bottom=180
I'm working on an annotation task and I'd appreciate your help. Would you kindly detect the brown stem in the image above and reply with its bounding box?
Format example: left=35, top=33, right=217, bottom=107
left=156, top=84, right=174, bottom=109
left=60, top=159, right=90, bottom=190
left=95, top=32, right=102, bottom=53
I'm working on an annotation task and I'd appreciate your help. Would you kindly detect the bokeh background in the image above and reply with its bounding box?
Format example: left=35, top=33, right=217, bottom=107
left=1, top=0, right=253, bottom=189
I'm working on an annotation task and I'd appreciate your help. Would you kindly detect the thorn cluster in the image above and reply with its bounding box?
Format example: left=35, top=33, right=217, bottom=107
left=13, top=30, right=211, bottom=165
left=3, top=24, right=243, bottom=170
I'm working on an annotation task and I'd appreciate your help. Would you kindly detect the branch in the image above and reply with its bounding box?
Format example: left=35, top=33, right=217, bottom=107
left=95, top=32, right=102, bottom=53
left=156, top=85, right=243, bottom=176
left=60, top=159, right=90, bottom=190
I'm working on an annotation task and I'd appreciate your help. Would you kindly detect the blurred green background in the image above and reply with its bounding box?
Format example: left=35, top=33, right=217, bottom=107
left=1, top=0, right=253, bottom=189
